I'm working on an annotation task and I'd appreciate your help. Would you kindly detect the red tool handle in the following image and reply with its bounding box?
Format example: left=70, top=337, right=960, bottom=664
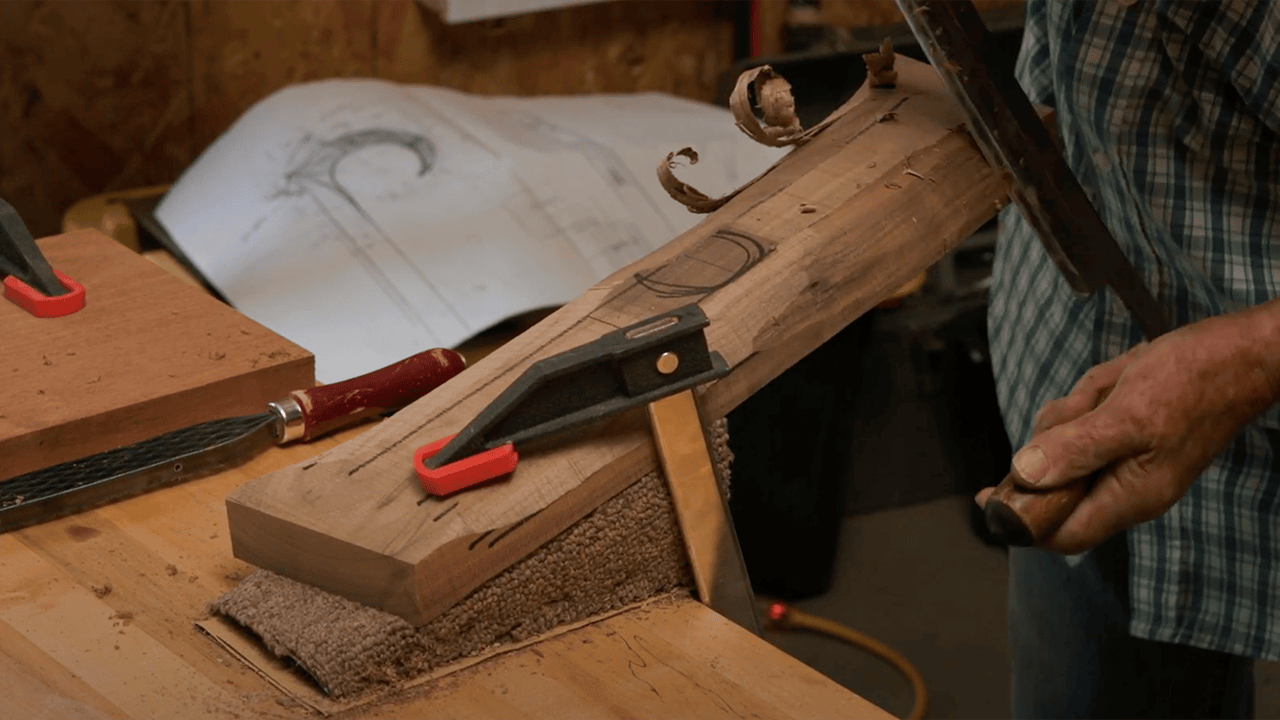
left=286, top=348, right=467, bottom=442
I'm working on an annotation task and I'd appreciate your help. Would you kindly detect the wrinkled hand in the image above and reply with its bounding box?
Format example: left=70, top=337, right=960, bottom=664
left=977, top=301, right=1280, bottom=554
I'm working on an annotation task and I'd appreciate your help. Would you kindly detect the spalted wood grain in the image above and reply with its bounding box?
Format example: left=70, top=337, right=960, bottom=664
left=227, top=59, right=1013, bottom=625
left=0, top=230, right=313, bottom=481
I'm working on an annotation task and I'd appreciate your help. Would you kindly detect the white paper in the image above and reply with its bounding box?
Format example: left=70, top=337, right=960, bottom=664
left=156, top=78, right=783, bottom=382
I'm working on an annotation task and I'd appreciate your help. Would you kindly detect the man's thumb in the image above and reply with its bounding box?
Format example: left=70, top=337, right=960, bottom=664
left=1011, top=414, right=1141, bottom=489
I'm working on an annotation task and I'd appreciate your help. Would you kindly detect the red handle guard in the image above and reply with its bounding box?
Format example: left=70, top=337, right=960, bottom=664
left=291, top=348, right=467, bottom=441
left=3, top=270, right=86, bottom=318
left=414, top=434, right=519, bottom=496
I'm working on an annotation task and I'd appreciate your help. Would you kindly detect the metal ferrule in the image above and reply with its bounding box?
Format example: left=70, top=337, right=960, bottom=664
left=268, top=397, right=305, bottom=444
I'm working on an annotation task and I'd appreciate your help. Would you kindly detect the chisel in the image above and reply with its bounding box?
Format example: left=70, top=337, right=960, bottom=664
left=0, top=347, right=467, bottom=532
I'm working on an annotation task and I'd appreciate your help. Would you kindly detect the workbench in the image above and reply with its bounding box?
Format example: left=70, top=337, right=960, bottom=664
left=9, top=50, right=1016, bottom=714
left=0, top=420, right=892, bottom=719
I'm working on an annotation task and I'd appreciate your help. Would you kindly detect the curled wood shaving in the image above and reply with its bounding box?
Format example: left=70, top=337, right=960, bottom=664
left=659, top=64, right=841, bottom=213
left=656, top=148, right=741, bottom=214
left=730, top=66, right=810, bottom=148
left=863, top=38, right=898, bottom=88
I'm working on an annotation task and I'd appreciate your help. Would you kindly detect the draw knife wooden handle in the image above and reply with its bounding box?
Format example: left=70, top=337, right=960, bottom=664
left=984, top=468, right=1092, bottom=546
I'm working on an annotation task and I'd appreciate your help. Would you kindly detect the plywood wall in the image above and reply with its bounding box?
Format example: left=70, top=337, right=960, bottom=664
left=0, top=0, right=737, bottom=238
left=754, top=0, right=1024, bottom=60
left=816, top=0, right=1022, bottom=28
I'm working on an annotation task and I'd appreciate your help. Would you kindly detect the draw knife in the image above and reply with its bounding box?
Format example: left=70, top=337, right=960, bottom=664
left=415, top=304, right=761, bottom=633
left=895, top=0, right=1173, bottom=545
left=0, top=348, right=466, bottom=533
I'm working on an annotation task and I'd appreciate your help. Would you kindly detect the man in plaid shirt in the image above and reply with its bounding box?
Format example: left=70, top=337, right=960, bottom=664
left=982, top=1, right=1280, bottom=716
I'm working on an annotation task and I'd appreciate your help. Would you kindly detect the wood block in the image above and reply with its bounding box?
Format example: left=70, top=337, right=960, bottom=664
left=0, top=229, right=313, bottom=481
left=227, top=58, right=1013, bottom=624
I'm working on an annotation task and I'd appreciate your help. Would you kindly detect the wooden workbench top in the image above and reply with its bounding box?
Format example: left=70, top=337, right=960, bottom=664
left=0, top=420, right=891, bottom=720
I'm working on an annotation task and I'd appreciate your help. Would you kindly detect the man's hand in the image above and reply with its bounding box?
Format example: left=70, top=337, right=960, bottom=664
left=977, top=300, right=1280, bottom=554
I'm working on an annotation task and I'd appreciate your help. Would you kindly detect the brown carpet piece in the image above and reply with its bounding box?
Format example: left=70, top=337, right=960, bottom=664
left=211, top=419, right=732, bottom=699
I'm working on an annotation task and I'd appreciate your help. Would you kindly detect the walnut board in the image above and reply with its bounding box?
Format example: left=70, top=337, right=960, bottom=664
left=0, top=229, right=313, bottom=481
left=227, top=58, right=1013, bottom=625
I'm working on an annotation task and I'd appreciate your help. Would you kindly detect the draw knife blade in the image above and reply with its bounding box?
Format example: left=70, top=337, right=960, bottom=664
left=894, top=0, right=1170, bottom=339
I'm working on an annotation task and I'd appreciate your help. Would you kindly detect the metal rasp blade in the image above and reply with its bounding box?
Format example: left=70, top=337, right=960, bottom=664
left=893, top=0, right=1169, bottom=339
left=0, top=413, right=277, bottom=532
left=0, top=346, right=468, bottom=533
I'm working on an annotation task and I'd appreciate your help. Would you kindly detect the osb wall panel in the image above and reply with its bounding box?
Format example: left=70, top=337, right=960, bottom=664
left=0, top=2, right=193, bottom=238
left=0, top=0, right=735, bottom=239
left=755, top=0, right=1024, bottom=59
left=818, top=0, right=1023, bottom=28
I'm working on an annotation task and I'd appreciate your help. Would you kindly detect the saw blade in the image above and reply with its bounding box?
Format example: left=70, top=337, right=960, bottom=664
left=0, top=413, right=276, bottom=532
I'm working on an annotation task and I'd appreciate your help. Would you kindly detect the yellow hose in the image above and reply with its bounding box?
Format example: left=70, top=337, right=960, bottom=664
left=762, top=601, right=929, bottom=720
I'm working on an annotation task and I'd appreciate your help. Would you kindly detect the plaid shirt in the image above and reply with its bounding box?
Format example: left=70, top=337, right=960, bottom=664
left=989, top=0, right=1280, bottom=659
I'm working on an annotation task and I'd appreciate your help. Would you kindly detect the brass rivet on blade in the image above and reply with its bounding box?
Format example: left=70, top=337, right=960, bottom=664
left=656, top=352, right=679, bottom=374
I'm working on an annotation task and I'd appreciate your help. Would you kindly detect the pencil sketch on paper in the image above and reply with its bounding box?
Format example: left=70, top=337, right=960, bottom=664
left=153, top=79, right=786, bottom=382
left=498, top=109, right=678, bottom=272
left=272, top=128, right=467, bottom=344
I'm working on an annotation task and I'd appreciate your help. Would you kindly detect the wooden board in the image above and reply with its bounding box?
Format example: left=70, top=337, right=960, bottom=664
left=226, top=58, right=1013, bottom=625
left=0, top=229, right=312, bottom=481
left=0, top=421, right=891, bottom=720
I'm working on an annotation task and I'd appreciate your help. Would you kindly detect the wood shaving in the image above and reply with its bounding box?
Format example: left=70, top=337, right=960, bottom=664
left=658, top=64, right=844, bottom=213
left=863, top=38, right=898, bottom=88
left=656, top=148, right=738, bottom=214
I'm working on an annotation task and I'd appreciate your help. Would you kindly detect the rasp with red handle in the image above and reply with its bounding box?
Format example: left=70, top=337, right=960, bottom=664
left=894, top=0, right=1172, bottom=545
left=0, top=348, right=466, bottom=533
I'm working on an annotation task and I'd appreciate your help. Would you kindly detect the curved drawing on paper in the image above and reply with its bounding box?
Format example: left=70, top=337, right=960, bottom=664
left=285, top=128, right=436, bottom=201
left=280, top=128, right=465, bottom=343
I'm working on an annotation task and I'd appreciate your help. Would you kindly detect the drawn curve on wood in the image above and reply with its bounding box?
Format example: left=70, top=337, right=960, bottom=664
left=631, top=228, right=765, bottom=298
